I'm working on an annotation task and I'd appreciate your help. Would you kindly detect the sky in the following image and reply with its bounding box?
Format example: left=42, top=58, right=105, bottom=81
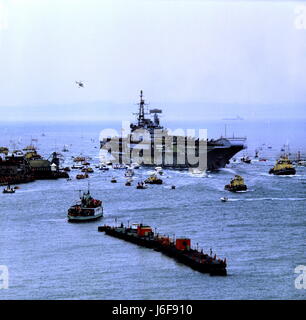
left=0, top=0, right=306, bottom=121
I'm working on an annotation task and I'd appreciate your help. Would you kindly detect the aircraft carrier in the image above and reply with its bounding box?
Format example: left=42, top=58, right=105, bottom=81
left=100, top=91, right=246, bottom=171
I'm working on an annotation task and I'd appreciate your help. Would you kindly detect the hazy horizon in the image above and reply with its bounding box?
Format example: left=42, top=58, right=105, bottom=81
left=1, top=0, right=306, bottom=121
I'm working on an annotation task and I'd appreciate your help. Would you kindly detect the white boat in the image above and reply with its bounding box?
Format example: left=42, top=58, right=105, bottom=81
left=99, top=163, right=109, bottom=171
left=125, top=168, right=134, bottom=177
left=67, top=190, right=103, bottom=222
left=189, top=168, right=207, bottom=177
left=220, top=197, right=229, bottom=202
left=155, top=166, right=163, bottom=175
left=130, top=162, right=140, bottom=169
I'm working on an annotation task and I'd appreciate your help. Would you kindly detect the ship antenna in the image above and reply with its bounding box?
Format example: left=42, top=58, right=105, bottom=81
left=138, top=90, right=145, bottom=125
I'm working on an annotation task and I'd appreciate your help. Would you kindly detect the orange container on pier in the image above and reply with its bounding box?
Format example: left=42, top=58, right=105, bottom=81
left=175, top=238, right=191, bottom=251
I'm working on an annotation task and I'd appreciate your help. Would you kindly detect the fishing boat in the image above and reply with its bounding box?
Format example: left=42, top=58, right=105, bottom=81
left=67, top=189, right=103, bottom=222
left=3, top=185, right=15, bottom=194
left=225, top=175, right=247, bottom=192
left=269, top=157, right=296, bottom=175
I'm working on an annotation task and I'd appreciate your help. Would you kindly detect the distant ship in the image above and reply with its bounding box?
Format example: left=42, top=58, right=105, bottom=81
left=100, top=91, right=247, bottom=171
left=222, top=115, right=244, bottom=121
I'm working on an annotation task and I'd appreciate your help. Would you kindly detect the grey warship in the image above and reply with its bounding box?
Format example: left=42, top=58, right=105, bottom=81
left=100, top=91, right=246, bottom=171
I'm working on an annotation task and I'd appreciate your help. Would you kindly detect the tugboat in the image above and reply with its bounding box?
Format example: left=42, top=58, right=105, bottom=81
left=67, top=189, right=103, bottom=222
left=269, top=156, right=296, bottom=175
left=225, top=175, right=247, bottom=192
left=3, top=184, right=15, bottom=194
left=144, top=174, right=163, bottom=184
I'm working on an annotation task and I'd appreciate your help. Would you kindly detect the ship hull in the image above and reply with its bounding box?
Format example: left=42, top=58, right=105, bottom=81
left=269, top=168, right=296, bottom=175
left=68, top=212, right=103, bottom=223
left=100, top=138, right=245, bottom=171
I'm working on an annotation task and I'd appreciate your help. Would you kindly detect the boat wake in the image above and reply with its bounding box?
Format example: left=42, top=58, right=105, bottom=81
left=219, top=168, right=237, bottom=175
left=227, top=197, right=306, bottom=202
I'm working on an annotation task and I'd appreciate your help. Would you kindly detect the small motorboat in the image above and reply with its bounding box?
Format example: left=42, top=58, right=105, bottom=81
left=62, top=145, right=69, bottom=152
left=124, top=168, right=134, bottom=177
left=130, top=162, right=140, bottom=169
left=76, top=173, right=89, bottom=180
left=71, top=164, right=84, bottom=169
left=241, top=156, right=251, bottom=164
left=136, top=182, right=148, bottom=189
left=125, top=180, right=132, bottom=186
left=220, top=197, right=228, bottom=202
left=3, top=185, right=15, bottom=194
left=111, top=177, right=117, bottom=183
left=73, top=156, right=86, bottom=163
left=99, top=164, right=109, bottom=171
left=171, top=185, right=176, bottom=189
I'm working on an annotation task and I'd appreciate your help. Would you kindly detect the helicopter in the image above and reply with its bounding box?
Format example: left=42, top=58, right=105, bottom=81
left=75, top=81, right=84, bottom=88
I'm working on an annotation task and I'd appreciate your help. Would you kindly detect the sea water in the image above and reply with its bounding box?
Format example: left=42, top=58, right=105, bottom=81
left=0, top=119, right=305, bottom=299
